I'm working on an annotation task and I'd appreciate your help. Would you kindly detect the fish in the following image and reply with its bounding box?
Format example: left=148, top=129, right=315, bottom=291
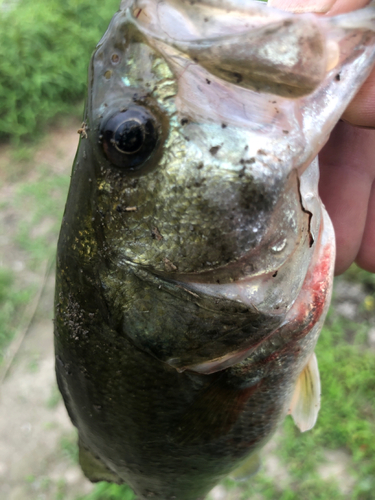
left=54, top=1, right=375, bottom=499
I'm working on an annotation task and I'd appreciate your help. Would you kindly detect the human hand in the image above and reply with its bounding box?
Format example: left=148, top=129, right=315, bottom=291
left=269, top=0, right=375, bottom=275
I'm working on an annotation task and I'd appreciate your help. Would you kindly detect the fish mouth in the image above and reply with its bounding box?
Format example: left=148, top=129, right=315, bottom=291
left=168, top=211, right=334, bottom=376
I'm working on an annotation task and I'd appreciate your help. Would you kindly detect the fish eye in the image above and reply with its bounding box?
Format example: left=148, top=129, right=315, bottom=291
left=100, top=106, right=159, bottom=170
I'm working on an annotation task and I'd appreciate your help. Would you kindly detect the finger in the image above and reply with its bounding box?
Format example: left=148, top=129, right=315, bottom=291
left=269, top=0, right=375, bottom=128
left=326, top=0, right=370, bottom=15
left=356, top=182, right=375, bottom=272
left=268, top=0, right=370, bottom=13
left=268, top=0, right=336, bottom=13
left=326, top=0, right=375, bottom=128
left=318, top=122, right=375, bottom=275
left=342, top=70, right=375, bottom=129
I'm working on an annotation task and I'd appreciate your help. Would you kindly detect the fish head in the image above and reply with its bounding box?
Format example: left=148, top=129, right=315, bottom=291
left=83, top=2, right=311, bottom=282
left=61, top=0, right=375, bottom=372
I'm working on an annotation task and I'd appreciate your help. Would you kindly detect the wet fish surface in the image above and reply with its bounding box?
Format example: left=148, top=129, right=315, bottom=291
left=54, top=1, right=375, bottom=499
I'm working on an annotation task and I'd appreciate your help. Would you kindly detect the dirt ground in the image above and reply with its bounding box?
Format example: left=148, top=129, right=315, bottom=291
left=0, top=271, right=94, bottom=500
left=0, top=122, right=95, bottom=500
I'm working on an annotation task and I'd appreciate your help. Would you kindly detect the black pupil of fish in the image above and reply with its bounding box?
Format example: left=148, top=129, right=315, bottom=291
left=114, top=119, right=145, bottom=154
left=100, top=106, right=159, bottom=171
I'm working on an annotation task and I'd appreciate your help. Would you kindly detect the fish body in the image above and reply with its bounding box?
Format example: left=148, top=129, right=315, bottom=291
left=54, top=1, right=375, bottom=499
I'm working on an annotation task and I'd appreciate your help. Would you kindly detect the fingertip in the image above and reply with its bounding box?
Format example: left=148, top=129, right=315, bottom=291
left=355, top=184, right=375, bottom=273
left=355, top=255, right=375, bottom=274
left=341, top=70, right=375, bottom=129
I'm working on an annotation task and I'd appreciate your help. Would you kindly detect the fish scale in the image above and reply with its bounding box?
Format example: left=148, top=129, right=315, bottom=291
left=55, top=1, right=375, bottom=498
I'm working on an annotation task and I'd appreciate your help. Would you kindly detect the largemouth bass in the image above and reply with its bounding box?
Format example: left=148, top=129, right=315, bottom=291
left=54, top=1, right=375, bottom=498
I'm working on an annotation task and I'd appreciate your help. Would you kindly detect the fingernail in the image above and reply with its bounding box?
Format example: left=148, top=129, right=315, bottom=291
left=268, top=0, right=337, bottom=13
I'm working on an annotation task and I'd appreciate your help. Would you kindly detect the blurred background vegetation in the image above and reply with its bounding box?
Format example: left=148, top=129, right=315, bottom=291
left=0, top=0, right=374, bottom=499
left=0, top=0, right=119, bottom=143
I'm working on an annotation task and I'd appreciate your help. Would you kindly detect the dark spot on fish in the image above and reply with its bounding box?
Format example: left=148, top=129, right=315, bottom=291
left=244, top=145, right=248, bottom=150
left=206, top=78, right=211, bottom=85
left=335, top=73, right=341, bottom=81
left=180, top=118, right=189, bottom=126
left=232, top=72, right=243, bottom=84
left=194, top=178, right=206, bottom=187
left=209, top=146, right=220, bottom=156
left=221, top=123, right=227, bottom=129
left=111, top=53, right=120, bottom=64
left=239, top=158, right=255, bottom=165
left=272, top=271, right=278, bottom=278
left=257, top=149, right=266, bottom=156
left=238, top=167, right=246, bottom=178
left=152, top=227, right=163, bottom=241
left=204, top=17, right=209, bottom=22
left=283, top=130, right=289, bottom=134
left=197, top=162, right=204, bottom=170
left=193, top=57, right=199, bottom=63
left=183, top=135, right=190, bottom=142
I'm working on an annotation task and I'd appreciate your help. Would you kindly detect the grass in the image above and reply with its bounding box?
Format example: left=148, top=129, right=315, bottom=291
left=14, top=167, right=70, bottom=266
left=0, top=0, right=120, bottom=143
left=0, top=267, right=34, bottom=363
left=76, top=483, right=135, bottom=500
left=0, top=143, right=70, bottom=364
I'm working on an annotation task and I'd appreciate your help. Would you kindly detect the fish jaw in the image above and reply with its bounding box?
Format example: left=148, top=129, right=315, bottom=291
left=173, top=190, right=335, bottom=375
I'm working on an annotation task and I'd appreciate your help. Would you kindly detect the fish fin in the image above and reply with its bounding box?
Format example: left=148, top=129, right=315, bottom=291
left=289, top=352, right=321, bottom=432
left=229, top=452, right=261, bottom=482
left=175, top=375, right=262, bottom=445
left=78, top=437, right=123, bottom=484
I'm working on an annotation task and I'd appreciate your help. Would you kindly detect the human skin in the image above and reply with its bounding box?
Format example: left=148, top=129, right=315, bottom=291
left=269, top=0, right=375, bottom=275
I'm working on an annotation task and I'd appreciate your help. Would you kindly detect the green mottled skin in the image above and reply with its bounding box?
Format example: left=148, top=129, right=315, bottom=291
left=54, top=7, right=320, bottom=500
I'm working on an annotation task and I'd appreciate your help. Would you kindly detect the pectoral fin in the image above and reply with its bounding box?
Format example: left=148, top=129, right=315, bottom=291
left=78, top=437, right=123, bottom=484
left=229, top=452, right=261, bottom=482
left=289, top=352, right=321, bottom=432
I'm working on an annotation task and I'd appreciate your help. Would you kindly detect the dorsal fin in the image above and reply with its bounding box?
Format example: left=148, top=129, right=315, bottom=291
left=289, top=352, right=321, bottom=432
